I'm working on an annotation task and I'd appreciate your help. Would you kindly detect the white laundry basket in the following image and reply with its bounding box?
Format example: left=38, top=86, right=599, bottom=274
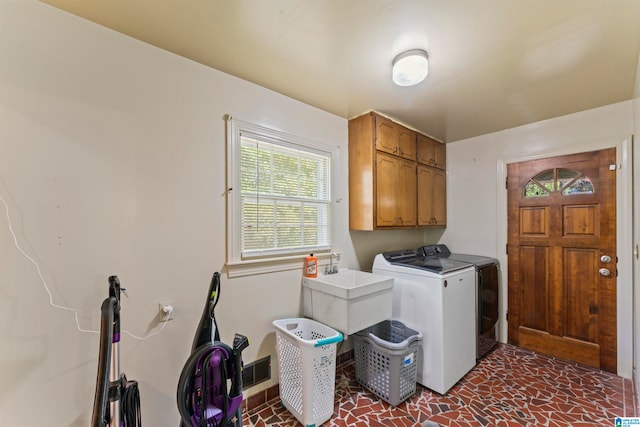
left=273, top=318, right=343, bottom=427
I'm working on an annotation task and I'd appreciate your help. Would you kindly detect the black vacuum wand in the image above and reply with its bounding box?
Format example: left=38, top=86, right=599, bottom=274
left=91, top=276, right=141, bottom=427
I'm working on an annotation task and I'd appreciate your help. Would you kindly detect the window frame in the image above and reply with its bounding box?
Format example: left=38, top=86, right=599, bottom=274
left=226, top=116, right=336, bottom=277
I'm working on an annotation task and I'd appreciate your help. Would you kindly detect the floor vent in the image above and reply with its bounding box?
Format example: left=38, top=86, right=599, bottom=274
left=242, top=356, right=270, bottom=389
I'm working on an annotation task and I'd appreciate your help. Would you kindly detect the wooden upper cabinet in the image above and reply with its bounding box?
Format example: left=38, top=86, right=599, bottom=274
left=417, top=134, right=446, bottom=169
left=375, top=114, right=416, bottom=160
left=348, top=111, right=445, bottom=230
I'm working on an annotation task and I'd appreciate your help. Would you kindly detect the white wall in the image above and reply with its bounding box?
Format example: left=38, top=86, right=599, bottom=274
left=442, top=100, right=635, bottom=378
left=0, top=1, right=429, bottom=425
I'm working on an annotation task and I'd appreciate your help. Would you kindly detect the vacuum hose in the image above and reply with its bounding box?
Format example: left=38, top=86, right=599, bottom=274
left=91, top=296, right=117, bottom=427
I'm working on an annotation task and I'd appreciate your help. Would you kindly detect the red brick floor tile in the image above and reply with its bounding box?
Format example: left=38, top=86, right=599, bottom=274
left=244, top=343, right=634, bottom=426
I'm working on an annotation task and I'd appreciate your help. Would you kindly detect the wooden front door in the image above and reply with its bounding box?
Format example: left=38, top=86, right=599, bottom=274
left=507, top=148, right=617, bottom=373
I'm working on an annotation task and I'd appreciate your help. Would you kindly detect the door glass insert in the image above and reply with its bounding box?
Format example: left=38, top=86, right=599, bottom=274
left=533, top=169, right=554, bottom=193
left=524, top=181, right=549, bottom=197
left=556, top=168, right=581, bottom=191
left=524, top=168, right=594, bottom=198
left=562, top=177, right=594, bottom=195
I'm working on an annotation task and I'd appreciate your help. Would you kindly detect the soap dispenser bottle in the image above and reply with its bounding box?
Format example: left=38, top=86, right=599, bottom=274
left=305, top=253, right=318, bottom=278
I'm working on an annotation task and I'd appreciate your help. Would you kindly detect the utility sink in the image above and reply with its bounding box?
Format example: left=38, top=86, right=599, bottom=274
left=302, top=269, right=393, bottom=336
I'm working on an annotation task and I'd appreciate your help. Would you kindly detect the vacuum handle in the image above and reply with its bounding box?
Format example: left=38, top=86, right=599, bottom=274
left=233, top=333, right=250, bottom=353
left=192, top=273, right=221, bottom=350
left=108, top=276, right=121, bottom=342
left=230, top=333, right=250, bottom=397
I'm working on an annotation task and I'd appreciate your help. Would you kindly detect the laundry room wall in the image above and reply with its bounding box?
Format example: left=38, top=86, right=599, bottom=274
left=0, top=1, right=430, bottom=425
left=441, top=100, right=635, bottom=379
left=632, top=51, right=640, bottom=405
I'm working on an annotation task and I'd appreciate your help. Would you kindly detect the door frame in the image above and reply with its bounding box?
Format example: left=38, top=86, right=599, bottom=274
left=495, top=136, right=633, bottom=378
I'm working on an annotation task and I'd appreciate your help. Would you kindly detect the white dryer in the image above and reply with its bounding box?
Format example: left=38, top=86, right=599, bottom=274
left=372, top=247, right=476, bottom=395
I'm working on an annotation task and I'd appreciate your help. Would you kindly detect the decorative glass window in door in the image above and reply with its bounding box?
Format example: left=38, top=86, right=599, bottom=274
left=524, top=168, right=594, bottom=198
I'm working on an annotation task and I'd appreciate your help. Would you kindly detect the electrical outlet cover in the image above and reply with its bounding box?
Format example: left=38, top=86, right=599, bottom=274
left=158, top=302, right=174, bottom=321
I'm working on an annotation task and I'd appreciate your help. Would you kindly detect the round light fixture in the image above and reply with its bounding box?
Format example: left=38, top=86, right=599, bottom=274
left=392, top=49, right=429, bottom=87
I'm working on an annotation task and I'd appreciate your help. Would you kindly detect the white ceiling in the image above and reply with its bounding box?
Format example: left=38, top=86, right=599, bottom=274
left=40, top=0, right=640, bottom=142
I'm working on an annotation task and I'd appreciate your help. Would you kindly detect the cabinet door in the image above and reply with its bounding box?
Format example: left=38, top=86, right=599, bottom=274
left=433, top=142, right=446, bottom=169
left=376, top=153, right=399, bottom=226
left=432, top=168, right=446, bottom=225
left=417, top=134, right=446, bottom=169
left=375, top=115, right=397, bottom=156
left=417, top=165, right=446, bottom=226
left=376, top=152, right=416, bottom=227
left=376, top=115, right=416, bottom=160
left=397, top=127, right=416, bottom=160
left=417, top=135, right=433, bottom=165
left=396, top=158, right=417, bottom=225
left=417, top=165, right=435, bottom=225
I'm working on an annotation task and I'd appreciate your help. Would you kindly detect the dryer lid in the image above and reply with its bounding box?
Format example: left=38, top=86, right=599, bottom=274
left=381, top=248, right=472, bottom=274
left=447, top=253, right=498, bottom=268
left=397, top=256, right=473, bottom=274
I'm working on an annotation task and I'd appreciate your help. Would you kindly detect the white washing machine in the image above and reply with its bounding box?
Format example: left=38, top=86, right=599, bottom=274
left=372, top=247, right=476, bottom=395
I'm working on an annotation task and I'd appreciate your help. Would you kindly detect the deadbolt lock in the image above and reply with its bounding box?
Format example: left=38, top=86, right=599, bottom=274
left=600, top=255, right=612, bottom=263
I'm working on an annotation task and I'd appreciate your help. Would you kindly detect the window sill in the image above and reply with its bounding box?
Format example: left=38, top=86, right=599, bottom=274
left=226, top=253, right=334, bottom=278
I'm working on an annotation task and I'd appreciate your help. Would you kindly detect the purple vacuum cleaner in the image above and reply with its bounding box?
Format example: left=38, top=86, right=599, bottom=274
left=177, top=272, right=249, bottom=427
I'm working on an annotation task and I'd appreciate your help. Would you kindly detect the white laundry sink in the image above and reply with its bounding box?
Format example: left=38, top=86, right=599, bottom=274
left=302, top=269, right=393, bottom=336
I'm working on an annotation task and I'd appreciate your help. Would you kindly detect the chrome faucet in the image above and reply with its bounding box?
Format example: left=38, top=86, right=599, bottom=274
left=325, top=252, right=339, bottom=274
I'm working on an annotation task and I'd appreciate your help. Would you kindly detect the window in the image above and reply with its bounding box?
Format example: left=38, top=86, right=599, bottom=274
left=524, top=168, right=594, bottom=198
left=226, top=117, right=334, bottom=275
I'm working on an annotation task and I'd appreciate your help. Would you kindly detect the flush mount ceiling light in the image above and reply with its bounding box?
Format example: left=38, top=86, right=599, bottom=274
left=392, top=49, right=429, bottom=87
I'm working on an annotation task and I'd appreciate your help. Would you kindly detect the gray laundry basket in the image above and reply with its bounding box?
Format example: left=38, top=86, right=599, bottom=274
left=354, top=320, right=422, bottom=406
